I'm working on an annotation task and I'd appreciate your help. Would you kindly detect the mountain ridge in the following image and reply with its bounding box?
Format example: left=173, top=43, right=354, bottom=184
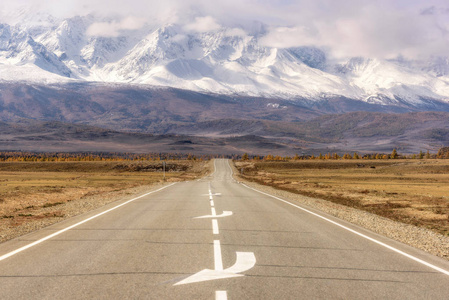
left=1, top=15, right=449, bottom=110
left=0, top=81, right=447, bottom=154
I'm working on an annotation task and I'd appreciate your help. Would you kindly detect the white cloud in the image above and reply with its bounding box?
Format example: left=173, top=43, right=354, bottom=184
left=183, top=16, right=221, bottom=33
left=86, top=22, right=120, bottom=37
left=224, top=27, right=247, bottom=37
left=86, top=16, right=146, bottom=37
left=258, top=1, right=449, bottom=60
left=171, top=34, right=188, bottom=43
left=120, top=16, right=146, bottom=30
left=3, top=0, right=449, bottom=59
left=259, top=26, right=316, bottom=48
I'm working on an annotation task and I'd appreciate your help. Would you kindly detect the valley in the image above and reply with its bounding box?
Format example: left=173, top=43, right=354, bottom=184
left=0, top=83, right=448, bottom=155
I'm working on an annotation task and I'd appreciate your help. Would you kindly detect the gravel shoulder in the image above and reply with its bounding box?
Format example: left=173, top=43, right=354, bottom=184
left=0, top=160, right=213, bottom=243
left=0, top=183, right=168, bottom=243
left=230, top=161, right=449, bottom=261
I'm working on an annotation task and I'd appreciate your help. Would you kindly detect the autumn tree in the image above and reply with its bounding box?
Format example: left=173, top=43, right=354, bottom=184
left=390, top=149, right=398, bottom=159
left=264, top=154, right=274, bottom=161
left=437, top=147, right=449, bottom=159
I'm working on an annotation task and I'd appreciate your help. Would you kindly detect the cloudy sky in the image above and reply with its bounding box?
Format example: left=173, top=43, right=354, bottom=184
left=1, top=0, right=449, bottom=60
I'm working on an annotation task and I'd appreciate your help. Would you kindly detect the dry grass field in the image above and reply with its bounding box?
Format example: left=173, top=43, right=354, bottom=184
left=235, top=159, right=449, bottom=236
left=0, top=160, right=211, bottom=242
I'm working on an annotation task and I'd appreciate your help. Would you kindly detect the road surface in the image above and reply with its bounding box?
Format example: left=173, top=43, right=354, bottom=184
left=1, top=159, right=449, bottom=299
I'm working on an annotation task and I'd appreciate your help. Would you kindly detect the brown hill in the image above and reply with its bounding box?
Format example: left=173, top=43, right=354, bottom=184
left=1, top=83, right=448, bottom=154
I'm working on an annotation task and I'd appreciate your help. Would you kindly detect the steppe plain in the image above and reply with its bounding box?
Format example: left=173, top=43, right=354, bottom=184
left=0, top=160, right=211, bottom=243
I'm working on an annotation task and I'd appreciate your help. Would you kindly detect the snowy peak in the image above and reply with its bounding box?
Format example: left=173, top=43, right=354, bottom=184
left=287, top=47, right=327, bottom=70
left=1, top=15, right=449, bottom=109
left=0, top=23, right=72, bottom=78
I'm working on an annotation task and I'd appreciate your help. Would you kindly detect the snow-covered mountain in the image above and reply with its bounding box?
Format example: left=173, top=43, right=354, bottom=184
left=1, top=14, right=449, bottom=108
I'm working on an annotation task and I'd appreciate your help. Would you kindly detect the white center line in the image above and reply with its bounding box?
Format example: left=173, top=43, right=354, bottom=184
left=216, top=291, right=228, bottom=300
left=212, top=219, right=219, bottom=234
left=210, top=176, right=226, bottom=298
left=214, top=240, right=224, bottom=271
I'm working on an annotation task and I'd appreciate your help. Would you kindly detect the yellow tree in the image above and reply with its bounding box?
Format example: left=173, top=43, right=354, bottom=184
left=390, top=149, right=398, bottom=159
left=264, top=154, right=274, bottom=161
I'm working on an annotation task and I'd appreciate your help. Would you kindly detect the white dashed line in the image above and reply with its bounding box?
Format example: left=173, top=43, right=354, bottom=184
left=216, top=291, right=228, bottom=300
left=214, top=240, right=224, bottom=271
left=212, top=219, right=219, bottom=234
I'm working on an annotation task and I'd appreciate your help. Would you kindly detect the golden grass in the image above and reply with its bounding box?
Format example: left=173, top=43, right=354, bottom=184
left=235, top=159, right=449, bottom=235
left=0, top=160, right=211, bottom=239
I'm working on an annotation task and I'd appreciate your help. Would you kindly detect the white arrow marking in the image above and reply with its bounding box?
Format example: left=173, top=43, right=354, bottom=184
left=174, top=251, right=256, bottom=285
left=194, top=211, right=233, bottom=219
left=225, top=252, right=256, bottom=273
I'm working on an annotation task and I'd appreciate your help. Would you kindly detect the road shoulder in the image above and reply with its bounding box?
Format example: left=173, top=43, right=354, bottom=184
left=229, top=160, right=449, bottom=261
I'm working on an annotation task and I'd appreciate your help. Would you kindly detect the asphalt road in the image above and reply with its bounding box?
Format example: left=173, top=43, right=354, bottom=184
left=1, top=159, right=449, bottom=299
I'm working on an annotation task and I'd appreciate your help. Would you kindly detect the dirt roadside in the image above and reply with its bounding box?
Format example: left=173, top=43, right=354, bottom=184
left=230, top=160, right=449, bottom=260
left=0, top=160, right=213, bottom=243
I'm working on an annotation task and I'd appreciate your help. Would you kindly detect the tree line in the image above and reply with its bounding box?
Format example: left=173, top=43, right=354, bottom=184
left=0, top=151, right=221, bottom=162
left=240, top=147, right=449, bottom=161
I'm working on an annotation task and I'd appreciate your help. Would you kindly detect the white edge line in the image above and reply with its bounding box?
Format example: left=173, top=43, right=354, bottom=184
left=214, top=240, right=223, bottom=271
left=211, top=159, right=217, bottom=177
left=226, top=159, right=234, bottom=180
left=0, top=183, right=177, bottom=262
left=216, top=291, right=228, bottom=300
left=212, top=219, right=219, bottom=235
left=241, top=183, right=449, bottom=277
left=211, top=207, right=217, bottom=216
